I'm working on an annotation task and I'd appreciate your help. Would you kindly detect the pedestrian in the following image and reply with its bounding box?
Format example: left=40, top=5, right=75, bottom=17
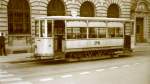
left=0, top=32, right=2, bottom=55
left=0, top=32, right=7, bottom=56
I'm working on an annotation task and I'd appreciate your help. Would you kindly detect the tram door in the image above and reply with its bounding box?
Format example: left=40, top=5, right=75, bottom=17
left=136, top=18, right=144, bottom=43
left=54, top=20, right=65, bottom=52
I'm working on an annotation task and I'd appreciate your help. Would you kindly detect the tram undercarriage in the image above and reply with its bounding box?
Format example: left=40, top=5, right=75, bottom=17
left=33, top=48, right=132, bottom=62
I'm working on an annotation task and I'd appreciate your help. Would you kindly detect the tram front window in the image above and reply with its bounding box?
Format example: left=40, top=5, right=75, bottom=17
left=34, top=20, right=45, bottom=37
left=35, top=20, right=53, bottom=37
left=34, top=20, right=51, bottom=37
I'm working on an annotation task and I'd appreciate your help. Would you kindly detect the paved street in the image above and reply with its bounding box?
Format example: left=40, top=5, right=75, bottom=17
left=0, top=47, right=150, bottom=84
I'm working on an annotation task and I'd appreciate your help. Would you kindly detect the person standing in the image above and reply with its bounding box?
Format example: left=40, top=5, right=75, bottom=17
left=0, top=32, right=2, bottom=55
left=0, top=33, right=7, bottom=56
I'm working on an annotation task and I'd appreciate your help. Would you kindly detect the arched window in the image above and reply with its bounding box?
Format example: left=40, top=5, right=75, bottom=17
left=107, top=4, right=121, bottom=38
left=47, top=0, right=65, bottom=16
left=47, top=0, right=65, bottom=34
left=107, top=4, right=120, bottom=18
left=136, top=2, right=148, bottom=11
left=7, top=0, right=31, bottom=34
left=80, top=1, right=95, bottom=17
left=80, top=1, right=95, bottom=38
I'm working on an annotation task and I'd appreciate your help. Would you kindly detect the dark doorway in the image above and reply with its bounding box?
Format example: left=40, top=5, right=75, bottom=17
left=7, top=0, right=31, bottom=34
left=54, top=20, right=65, bottom=52
left=136, top=18, right=144, bottom=43
left=47, top=0, right=65, bottom=52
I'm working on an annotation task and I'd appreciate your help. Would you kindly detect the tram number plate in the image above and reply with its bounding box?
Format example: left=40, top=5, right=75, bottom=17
left=49, top=44, right=51, bottom=47
left=94, top=41, right=101, bottom=45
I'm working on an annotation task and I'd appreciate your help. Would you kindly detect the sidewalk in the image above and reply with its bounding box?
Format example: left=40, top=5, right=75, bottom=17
left=134, top=43, right=150, bottom=52
left=0, top=43, right=150, bottom=63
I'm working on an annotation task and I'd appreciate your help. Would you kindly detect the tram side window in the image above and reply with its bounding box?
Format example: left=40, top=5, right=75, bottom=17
left=35, top=21, right=39, bottom=36
left=89, top=28, right=97, bottom=38
left=108, top=28, right=115, bottom=37
left=97, top=28, right=106, bottom=38
left=116, top=28, right=123, bottom=37
left=80, top=28, right=86, bottom=38
left=67, top=28, right=86, bottom=39
left=108, top=28, right=123, bottom=38
left=67, top=28, right=73, bottom=39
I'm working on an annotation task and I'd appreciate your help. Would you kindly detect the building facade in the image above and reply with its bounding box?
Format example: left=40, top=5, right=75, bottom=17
left=131, top=0, right=150, bottom=43
left=0, top=0, right=135, bottom=53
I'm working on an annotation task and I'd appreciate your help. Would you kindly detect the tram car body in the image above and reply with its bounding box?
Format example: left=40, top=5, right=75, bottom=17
left=33, top=16, right=135, bottom=61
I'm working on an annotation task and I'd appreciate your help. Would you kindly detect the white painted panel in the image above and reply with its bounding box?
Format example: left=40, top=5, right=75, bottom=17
left=66, top=38, right=124, bottom=49
left=88, top=22, right=106, bottom=27
left=66, top=21, right=87, bottom=27
left=35, top=38, right=54, bottom=56
left=107, top=22, right=123, bottom=27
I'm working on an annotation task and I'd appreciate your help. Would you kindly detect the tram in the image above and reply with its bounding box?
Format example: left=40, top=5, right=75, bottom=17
left=33, top=16, right=135, bottom=61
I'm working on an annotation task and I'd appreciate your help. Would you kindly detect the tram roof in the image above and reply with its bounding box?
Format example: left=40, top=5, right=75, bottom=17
left=34, top=16, right=134, bottom=22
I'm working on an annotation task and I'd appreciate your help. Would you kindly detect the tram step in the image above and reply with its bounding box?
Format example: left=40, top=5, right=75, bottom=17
left=66, top=55, right=111, bottom=62
left=54, top=52, right=65, bottom=59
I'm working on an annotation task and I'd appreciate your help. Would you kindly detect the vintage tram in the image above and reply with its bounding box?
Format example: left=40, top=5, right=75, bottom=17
left=33, top=16, right=135, bottom=61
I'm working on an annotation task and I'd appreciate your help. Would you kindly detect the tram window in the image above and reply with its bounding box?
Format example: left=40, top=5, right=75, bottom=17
left=67, top=28, right=87, bottom=39
left=80, top=28, right=86, bottom=38
left=108, top=28, right=123, bottom=38
left=67, top=28, right=72, bottom=39
left=40, top=20, right=45, bottom=37
left=116, top=28, right=123, bottom=37
left=35, top=21, right=39, bottom=36
left=108, top=28, right=115, bottom=37
left=74, top=28, right=80, bottom=39
left=89, top=28, right=97, bottom=38
left=97, top=28, right=106, bottom=38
